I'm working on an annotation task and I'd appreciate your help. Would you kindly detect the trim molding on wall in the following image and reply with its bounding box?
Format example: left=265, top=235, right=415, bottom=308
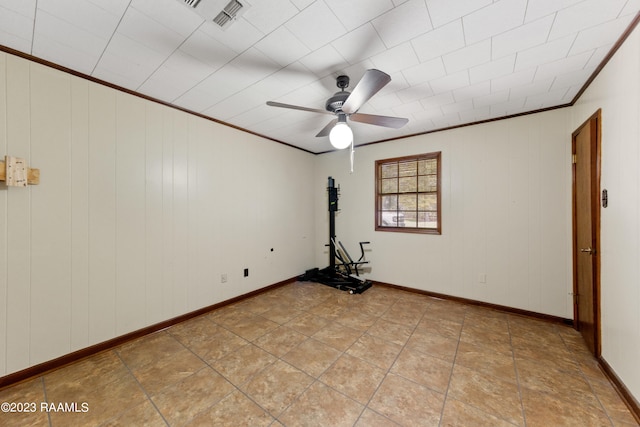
left=598, top=357, right=640, bottom=424
left=0, top=276, right=298, bottom=390
left=1, top=12, right=637, bottom=156
left=374, top=280, right=640, bottom=422
left=373, top=280, right=572, bottom=325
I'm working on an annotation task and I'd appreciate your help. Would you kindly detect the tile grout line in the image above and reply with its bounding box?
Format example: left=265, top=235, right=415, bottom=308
left=557, top=327, right=616, bottom=426
left=436, top=304, right=470, bottom=427
left=507, top=315, right=528, bottom=427
left=111, top=348, right=171, bottom=426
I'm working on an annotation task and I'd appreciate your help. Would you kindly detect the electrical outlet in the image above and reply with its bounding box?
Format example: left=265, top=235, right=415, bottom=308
left=244, top=268, right=249, bottom=277
left=478, top=273, right=486, bottom=284
left=221, top=273, right=227, bottom=283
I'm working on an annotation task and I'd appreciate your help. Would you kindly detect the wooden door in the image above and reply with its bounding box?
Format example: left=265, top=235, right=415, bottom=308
left=572, top=110, right=601, bottom=356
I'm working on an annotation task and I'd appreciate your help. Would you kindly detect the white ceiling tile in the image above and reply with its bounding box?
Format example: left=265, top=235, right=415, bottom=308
left=324, top=0, right=395, bottom=31
left=85, top=0, right=130, bottom=16
left=420, top=92, right=455, bottom=109
left=175, top=63, right=255, bottom=111
left=117, top=7, right=185, bottom=55
left=242, top=0, right=299, bottom=34
left=372, top=0, right=432, bottom=48
left=469, top=55, right=515, bottom=84
left=549, top=67, right=595, bottom=92
left=620, top=0, right=640, bottom=16
left=138, top=65, right=200, bottom=102
left=31, top=35, right=100, bottom=75
left=276, top=79, right=329, bottom=106
left=411, top=19, right=465, bottom=63
left=32, top=10, right=108, bottom=65
left=179, top=28, right=237, bottom=70
left=199, top=18, right=265, bottom=54
left=202, top=90, right=265, bottom=120
left=429, top=70, right=470, bottom=94
left=491, top=15, right=554, bottom=60
left=410, top=107, right=440, bottom=124
left=548, top=0, right=629, bottom=41
left=534, top=51, right=592, bottom=81
left=463, top=0, right=527, bottom=44
left=514, top=34, right=574, bottom=71
left=285, top=1, right=347, bottom=50
left=402, top=57, right=446, bottom=86
left=0, top=0, right=35, bottom=17
left=371, top=42, right=420, bottom=74
left=0, top=5, right=34, bottom=52
left=331, top=24, right=387, bottom=65
left=0, top=0, right=633, bottom=152
left=131, top=0, right=203, bottom=37
left=381, top=71, right=410, bottom=94
left=290, top=0, right=315, bottom=10
left=584, top=44, right=614, bottom=69
left=524, top=87, right=570, bottom=109
left=431, top=112, right=461, bottom=128
left=523, top=0, right=582, bottom=23
left=491, top=67, right=535, bottom=92
left=266, top=62, right=319, bottom=92
left=366, top=91, right=404, bottom=111
left=426, top=0, right=491, bottom=28
left=37, top=0, right=122, bottom=40
left=509, top=77, right=553, bottom=99
left=472, top=89, right=509, bottom=108
left=442, top=39, right=490, bottom=74
left=139, top=50, right=216, bottom=101
left=570, top=15, right=636, bottom=55
left=93, top=33, right=168, bottom=88
left=254, top=26, right=311, bottom=68
left=230, top=47, right=282, bottom=82
left=453, top=81, right=490, bottom=102
left=298, top=45, right=348, bottom=77
left=442, top=99, right=474, bottom=114
left=458, top=105, right=491, bottom=122
left=490, top=97, right=525, bottom=117
left=397, top=82, right=434, bottom=102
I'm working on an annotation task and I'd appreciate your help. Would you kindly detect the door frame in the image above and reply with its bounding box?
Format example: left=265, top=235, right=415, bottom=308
left=571, top=109, right=602, bottom=357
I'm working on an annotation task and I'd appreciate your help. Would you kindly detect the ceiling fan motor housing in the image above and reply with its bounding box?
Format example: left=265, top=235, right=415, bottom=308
left=325, top=75, right=351, bottom=113
left=326, top=91, right=350, bottom=113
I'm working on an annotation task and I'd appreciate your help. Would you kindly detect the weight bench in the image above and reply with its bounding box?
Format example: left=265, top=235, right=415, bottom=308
left=332, top=238, right=370, bottom=277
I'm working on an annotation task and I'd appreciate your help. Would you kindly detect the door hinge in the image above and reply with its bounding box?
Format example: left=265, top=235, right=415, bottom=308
left=572, top=154, right=577, bottom=164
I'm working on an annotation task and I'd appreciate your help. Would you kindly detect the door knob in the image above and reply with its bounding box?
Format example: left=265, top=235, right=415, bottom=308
left=580, top=247, right=595, bottom=255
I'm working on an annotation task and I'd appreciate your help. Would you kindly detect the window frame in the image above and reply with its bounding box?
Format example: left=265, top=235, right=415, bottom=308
left=375, top=151, right=442, bottom=235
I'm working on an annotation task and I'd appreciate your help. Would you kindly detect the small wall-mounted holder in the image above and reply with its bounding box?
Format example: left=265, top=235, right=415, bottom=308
left=0, top=155, right=40, bottom=186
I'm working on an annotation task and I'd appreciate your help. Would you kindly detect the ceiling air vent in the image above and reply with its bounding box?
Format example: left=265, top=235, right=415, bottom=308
left=183, top=0, right=202, bottom=7
left=213, top=0, right=244, bottom=27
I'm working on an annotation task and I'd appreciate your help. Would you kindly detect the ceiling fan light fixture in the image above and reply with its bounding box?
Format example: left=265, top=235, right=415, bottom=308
left=329, top=121, right=352, bottom=149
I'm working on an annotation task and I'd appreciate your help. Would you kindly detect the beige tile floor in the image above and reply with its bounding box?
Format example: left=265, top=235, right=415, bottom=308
left=1, top=282, right=638, bottom=427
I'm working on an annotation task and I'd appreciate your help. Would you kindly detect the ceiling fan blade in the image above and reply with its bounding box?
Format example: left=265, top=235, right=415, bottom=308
left=349, top=113, right=408, bottom=129
left=341, top=69, right=391, bottom=114
left=316, top=118, right=338, bottom=137
left=266, top=101, right=330, bottom=115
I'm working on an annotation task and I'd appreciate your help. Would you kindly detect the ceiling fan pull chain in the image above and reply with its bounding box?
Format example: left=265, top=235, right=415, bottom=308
left=350, top=140, right=355, bottom=173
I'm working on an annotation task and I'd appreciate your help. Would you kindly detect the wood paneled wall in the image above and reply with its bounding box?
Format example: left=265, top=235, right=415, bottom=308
left=0, top=52, right=316, bottom=377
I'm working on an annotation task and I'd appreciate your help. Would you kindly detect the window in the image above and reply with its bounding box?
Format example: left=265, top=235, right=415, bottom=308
left=375, top=152, right=441, bottom=234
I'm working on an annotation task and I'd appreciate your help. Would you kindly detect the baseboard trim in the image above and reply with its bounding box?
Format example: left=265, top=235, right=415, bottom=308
left=0, top=276, right=297, bottom=390
left=598, top=356, right=640, bottom=424
left=374, top=280, right=640, bottom=421
left=373, top=281, right=572, bottom=325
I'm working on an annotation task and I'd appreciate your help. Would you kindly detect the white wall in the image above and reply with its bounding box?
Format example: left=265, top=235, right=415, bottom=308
left=315, top=109, right=573, bottom=318
left=571, top=24, right=640, bottom=403
left=0, top=52, right=316, bottom=377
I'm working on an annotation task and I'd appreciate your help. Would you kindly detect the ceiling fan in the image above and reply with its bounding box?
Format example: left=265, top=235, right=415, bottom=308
left=266, top=69, right=408, bottom=150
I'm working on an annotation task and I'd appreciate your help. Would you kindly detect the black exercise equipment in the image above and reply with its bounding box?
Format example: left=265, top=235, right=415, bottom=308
left=299, top=177, right=372, bottom=294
